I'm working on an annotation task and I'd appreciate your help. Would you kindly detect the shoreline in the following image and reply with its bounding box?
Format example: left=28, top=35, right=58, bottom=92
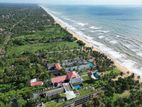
left=41, top=6, right=142, bottom=82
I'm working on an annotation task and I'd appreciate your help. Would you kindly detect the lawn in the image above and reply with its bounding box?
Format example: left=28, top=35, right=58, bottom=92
left=13, top=31, right=66, bottom=42
left=13, top=25, right=68, bottom=40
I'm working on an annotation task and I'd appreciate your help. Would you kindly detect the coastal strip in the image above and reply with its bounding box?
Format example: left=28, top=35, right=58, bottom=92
left=41, top=5, right=142, bottom=82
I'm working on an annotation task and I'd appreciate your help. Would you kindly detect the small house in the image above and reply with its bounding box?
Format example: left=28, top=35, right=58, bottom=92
left=65, top=61, right=95, bottom=72
left=30, top=78, right=44, bottom=87
left=88, top=70, right=100, bottom=80
left=31, top=81, right=44, bottom=87
left=54, top=63, right=62, bottom=71
left=47, top=63, right=62, bottom=71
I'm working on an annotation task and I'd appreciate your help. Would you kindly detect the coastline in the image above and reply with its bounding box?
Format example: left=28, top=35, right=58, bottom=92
left=41, top=6, right=142, bottom=82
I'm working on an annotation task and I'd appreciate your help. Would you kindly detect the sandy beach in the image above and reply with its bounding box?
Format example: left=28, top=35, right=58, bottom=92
left=41, top=6, right=142, bottom=82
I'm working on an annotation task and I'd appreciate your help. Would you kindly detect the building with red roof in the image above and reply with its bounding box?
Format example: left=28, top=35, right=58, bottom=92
left=51, top=71, right=80, bottom=85
left=54, top=63, right=62, bottom=71
left=31, top=81, right=44, bottom=87
left=66, top=71, right=78, bottom=80
left=51, top=75, right=67, bottom=84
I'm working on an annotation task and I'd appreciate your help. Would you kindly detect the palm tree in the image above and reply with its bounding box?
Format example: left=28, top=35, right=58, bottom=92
left=93, top=93, right=105, bottom=107
left=137, top=76, right=140, bottom=80
left=131, top=73, right=135, bottom=78
left=127, top=71, right=130, bottom=74
left=120, top=72, right=124, bottom=76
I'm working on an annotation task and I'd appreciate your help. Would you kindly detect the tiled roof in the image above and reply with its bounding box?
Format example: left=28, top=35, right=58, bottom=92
left=31, top=81, right=44, bottom=87
left=51, top=75, right=66, bottom=84
left=67, top=71, right=78, bottom=80
left=54, top=63, right=62, bottom=71
left=51, top=71, right=79, bottom=84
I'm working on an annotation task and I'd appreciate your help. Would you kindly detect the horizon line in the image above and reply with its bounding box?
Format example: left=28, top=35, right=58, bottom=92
left=0, top=2, right=142, bottom=6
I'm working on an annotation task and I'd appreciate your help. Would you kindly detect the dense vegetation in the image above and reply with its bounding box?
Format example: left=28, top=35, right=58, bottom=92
left=0, top=4, right=85, bottom=107
left=0, top=3, right=141, bottom=107
left=0, top=4, right=54, bottom=36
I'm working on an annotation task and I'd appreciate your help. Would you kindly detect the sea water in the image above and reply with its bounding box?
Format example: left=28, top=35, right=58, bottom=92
left=43, top=5, right=142, bottom=77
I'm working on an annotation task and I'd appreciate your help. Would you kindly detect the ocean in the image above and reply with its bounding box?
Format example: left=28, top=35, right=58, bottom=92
left=42, top=5, right=142, bottom=76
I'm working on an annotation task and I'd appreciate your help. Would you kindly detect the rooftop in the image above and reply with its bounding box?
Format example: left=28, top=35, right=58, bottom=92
left=54, top=63, right=62, bottom=71
left=31, top=81, right=44, bottom=87
left=70, top=77, right=83, bottom=84
left=51, top=75, right=67, bottom=84
left=67, top=71, right=78, bottom=80
left=65, top=91, right=76, bottom=100
left=51, top=71, right=79, bottom=84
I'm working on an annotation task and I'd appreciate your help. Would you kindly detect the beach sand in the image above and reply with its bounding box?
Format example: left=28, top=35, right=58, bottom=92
left=41, top=6, right=142, bottom=82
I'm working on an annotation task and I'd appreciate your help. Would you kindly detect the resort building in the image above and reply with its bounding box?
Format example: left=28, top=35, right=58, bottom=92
left=65, top=62, right=95, bottom=72
left=62, top=58, right=96, bottom=72
left=88, top=70, right=100, bottom=80
left=70, top=77, right=83, bottom=89
left=51, top=75, right=67, bottom=85
left=33, top=87, right=64, bottom=99
left=45, top=87, right=64, bottom=97
left=51, top=71, right=83, bottom=86
left=66, top=71, right=79, bottom=80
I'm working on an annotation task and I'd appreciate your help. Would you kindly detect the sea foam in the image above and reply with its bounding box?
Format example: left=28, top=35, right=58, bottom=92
left=98, top=36, right=105, bottom=39
left=137, top=52, right=142, bottom=57
left=77, top=22, right=88, bottom=26
left=90, top=26, right=101, bottom=30
left=109, top=40, right=118, bottom=44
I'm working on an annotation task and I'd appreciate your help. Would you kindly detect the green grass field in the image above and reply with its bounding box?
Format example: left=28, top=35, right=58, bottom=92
left=7, top=41, right=79, bottom=57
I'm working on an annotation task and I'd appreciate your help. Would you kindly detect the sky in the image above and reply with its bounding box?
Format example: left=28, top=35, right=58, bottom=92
left=0, top=0, right=142, bottom=5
